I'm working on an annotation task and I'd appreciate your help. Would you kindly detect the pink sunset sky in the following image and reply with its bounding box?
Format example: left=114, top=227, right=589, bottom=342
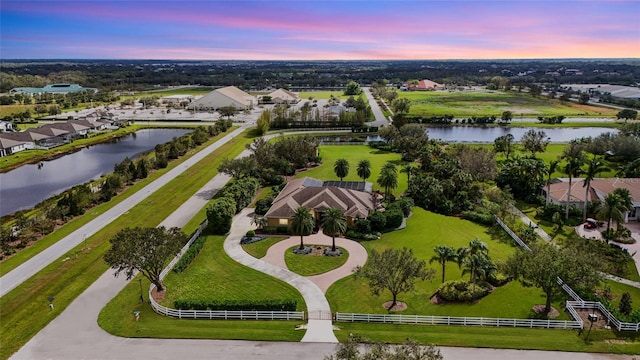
left=1, top=0, right=638, bottom=60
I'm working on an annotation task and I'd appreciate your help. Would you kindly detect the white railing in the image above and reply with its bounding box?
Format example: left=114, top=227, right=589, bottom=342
left=335, top=312, right=582, bottom=330
left=148, top=220, right=303, bottom=321
left=567, top=301, right=640, bottom=332
left=495, top=216, right=530, bottom=251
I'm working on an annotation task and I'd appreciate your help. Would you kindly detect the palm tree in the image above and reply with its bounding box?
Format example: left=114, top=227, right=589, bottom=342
left=334, top=158, right=349, bottom=182
left=456, top=247, right=470, bottom=270
left=546, top=160, right=559, bottom=203
left=598, top=188, right=634, bottom=235
left=582, top=156, right=608, bottom=220
left=462, top=253, right=496, bottom=293
left=401, top=164, right=416, bottom=184
left=321, top=208, right=347, bottom=252
left=356, top=159, right=371, bottom=183
left=563, top=156, right=583, bottom=219
left=290, top=206, right=315, bottom=250
left=430, top=245, right=457, bottom=283
left=377, top=162, right=398, bottom=202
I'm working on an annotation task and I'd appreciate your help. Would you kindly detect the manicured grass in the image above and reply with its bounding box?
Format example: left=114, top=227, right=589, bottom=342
left=242, top=237, right=286, bottom=259
left=298, top=145, right=408, bottom=195
left=400, top=90, right=618, bottom=118
left=159, top=235, right=305, bottom=310
left=285, top=246, right=349, bottom=276
left=99, top=275, right=304, bottom=342
left=0, top=128, right=255, bottom=360
left=326, top=208, right=574, bottom=318
left=335, top=323, right=640, bottom=354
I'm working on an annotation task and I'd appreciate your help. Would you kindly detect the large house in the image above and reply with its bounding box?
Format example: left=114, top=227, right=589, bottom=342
left=404, top=79, right=445, bottom=91
left=545, top=178, right=640, bottom=222
left=266, top=88, right=300, bottom=104
left=189, top=86, right=256, bottom=111
left=264, top=177, right=376, bottom=227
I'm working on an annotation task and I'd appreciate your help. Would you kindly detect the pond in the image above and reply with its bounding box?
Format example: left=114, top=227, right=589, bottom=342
left=0, top=128, right=190, bottom=217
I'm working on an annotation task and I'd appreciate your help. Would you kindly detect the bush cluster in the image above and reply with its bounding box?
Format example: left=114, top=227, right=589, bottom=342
left=173, top=299, right=298, bottom=311
left=437, top=280, right=491, bottom=302
left=173, top=236, right=207, bottom=273
left=461, top=210, right=495, bottom=226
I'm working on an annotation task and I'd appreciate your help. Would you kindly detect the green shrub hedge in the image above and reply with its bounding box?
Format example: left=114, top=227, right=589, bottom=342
left=437, top=280, right=491, bottom=302
left=173, top=236, right=207, bottom=273
left=173, top=299, right=297, bottom=311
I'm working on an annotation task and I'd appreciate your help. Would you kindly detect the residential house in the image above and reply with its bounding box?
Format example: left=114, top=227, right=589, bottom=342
left=545, top=178, right=640, bottom=222
left=405, top=79, right=445, bottom=91
left=264, top=177, right=376, bottom=227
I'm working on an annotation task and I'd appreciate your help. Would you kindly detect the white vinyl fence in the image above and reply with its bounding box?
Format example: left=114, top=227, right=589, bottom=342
left=148, top=220, right=303, bottom=321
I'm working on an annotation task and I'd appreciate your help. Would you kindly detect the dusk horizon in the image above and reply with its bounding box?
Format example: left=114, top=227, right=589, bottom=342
left=2, top=0, right=639, bottom=61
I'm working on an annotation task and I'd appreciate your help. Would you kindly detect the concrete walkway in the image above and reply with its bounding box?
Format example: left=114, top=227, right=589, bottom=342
left=224, top=209, right=339, bottom=343
left=261, top=230, right=368, bottom=293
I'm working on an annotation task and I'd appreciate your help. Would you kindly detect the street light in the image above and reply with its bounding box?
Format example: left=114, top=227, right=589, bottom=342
left=138, top=278, right=144, bottom=303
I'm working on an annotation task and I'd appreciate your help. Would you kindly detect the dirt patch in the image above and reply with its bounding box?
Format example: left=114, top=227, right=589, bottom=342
left=382, top=301, right=407, bottom=312
left=575, top=309, right=610, bottom=330
left=533, top=305, right=560, bottom=318
left=151, top=287, right=166, bottom=302
left=311, top=245, right=325, bottom=256
left=430, top=294, right=448, bottom=305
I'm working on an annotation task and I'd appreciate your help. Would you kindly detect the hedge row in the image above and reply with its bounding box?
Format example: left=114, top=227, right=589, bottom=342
left=173, top=235, right=207, bottom=273
left=173, top=299, right=297, bottom=311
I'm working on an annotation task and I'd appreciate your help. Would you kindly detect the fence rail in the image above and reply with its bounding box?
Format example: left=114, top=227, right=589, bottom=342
left=148, top=220, right=303, bottom=321
left=567, top=301, right=640, bottom=332
left=335, top=312, right=582, bottom=329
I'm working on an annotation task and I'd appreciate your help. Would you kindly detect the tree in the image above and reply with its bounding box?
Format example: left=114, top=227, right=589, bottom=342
left=505, top=242, right=601, bottom=316
left=356, top=159, right=371, bottom=183
left=401, top=163, right=417, bottom=184
left=563, top=155, right=584, bottom=219
left=520, top=129, right=549, bottom=156
left=48, top=105, right=60, bottom=115
left=616, top=109, right=638, bottom=122
left=462, top=253, right=496, bottom=293
left=325, top=336, right=443, bottom=360
left=104, top=226, right=187, bottom=292
left=430, top=245, right=457, bottom=283
left=321, top=208, right=347, bottom=252
left=290, top=206, right=315, bottom=250
left=344, top=81, right=363, bottom=96
left=619, top=292, right=633, bottom=316
left=377, top=162, right=398, bottom=202
left=255, top=109, right=270, bottom=135
left=578, top=93, right=590, bottom=105
left=582, top=156, right=608, bottom=220
left=493, top=134, right=514, bottom=160
left=546, top=160, right=559, bottom=203
left=206, top=197, right=236, bottom=234
left=218, top=106, right=239, bottom=120
left=333, top=158, right=350, bottom=182
left=597, top=188, right=633, bottom=233
left=391, top=97, right=411, bottom=127
left=500, top=110, right=513, bottom=124
left=358, top=247, right=435, bottom=310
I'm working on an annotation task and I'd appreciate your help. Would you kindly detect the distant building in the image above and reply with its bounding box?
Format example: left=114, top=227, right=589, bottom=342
left=10, top=83, right=98, bottom=95
left=189, top=86, right=256, bottom=111
left=267, top=88, right=300, bottom=104
left=562, top=84, right=640, bottom=100
left=404, top=79, right=444, bottom=91
left=161, top=94, right=194, bottom=105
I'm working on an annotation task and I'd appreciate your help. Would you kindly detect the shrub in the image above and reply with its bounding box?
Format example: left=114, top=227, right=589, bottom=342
left=388, top=197, right=414, bottom=217
left=174, top=299, right=297, bottom=311
left=354, top=218, right=371, bottom=234
left=437, top=280, right=491, bottom=302
left=368, top=211, right=386, bottom=232
left=246, top=230, right=255, bottom=237
left=276, top=226, right=289, bottom=234
left=206, top=197, right=236, bottom=235
left=487, top=272, right=510, bottom=287
left=461, top=210, right=495, bottom=226
left=173, top=236, right=207, bottom=273
left=254, top=197, right=273, bottom=216
left=384, top=209, right=404, bottom=230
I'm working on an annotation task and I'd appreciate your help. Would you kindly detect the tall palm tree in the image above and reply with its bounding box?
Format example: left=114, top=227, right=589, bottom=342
left=430, top=245, right=457, bottom=283
left=582, top=156, right=608, bottom=220
left=546, top=160, right=559, bottom=203
left=456, top=247, right=470, bottom=270
left=469, top=238, right=489, bottom=255
left=334, top=158, right=349, bottom=182
left=401, top=164, right=416, bottom=184
left=356, top=159, right=371, bottom=183
left=377, top=162, right=398, bottom=202
left=462, top=253, right=496, bottom=293
left=290, top=206, right=315, bottom=250
left=563, top=156, right=583, bottom=219
left=321, top=208, right=347, bottom=252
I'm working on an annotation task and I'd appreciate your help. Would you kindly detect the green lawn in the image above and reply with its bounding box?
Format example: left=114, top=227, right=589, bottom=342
left=0, top=128, right=255, bottom=360
left=335, top=323, right=640, bottom=354
left=327, top=208, right=571, bottom=318
left=298, top=91, right=349, bottom=100
left=99, top=275, right=304, bottom=342
left=159, top=235, right=305, bottom=310
left=298, top=145, right=408, bottom=195
left=400, top=90, right=618, bottom=118
left=285, top=246, right=348, bottom=276
left=242, top=237, right=286, bottom=259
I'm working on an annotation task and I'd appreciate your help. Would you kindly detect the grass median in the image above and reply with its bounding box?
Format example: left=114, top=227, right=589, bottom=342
left=0, top=128, right=254, bottom=360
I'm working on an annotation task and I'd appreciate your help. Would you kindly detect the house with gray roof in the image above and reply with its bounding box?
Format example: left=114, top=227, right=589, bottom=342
left=189, top=86, right=256, bottom=111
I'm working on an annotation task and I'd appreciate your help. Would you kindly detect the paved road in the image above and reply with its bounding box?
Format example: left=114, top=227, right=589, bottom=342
left=0, top=126, right=247, bottom=298
left=362, top=87, right=390, bottom=128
